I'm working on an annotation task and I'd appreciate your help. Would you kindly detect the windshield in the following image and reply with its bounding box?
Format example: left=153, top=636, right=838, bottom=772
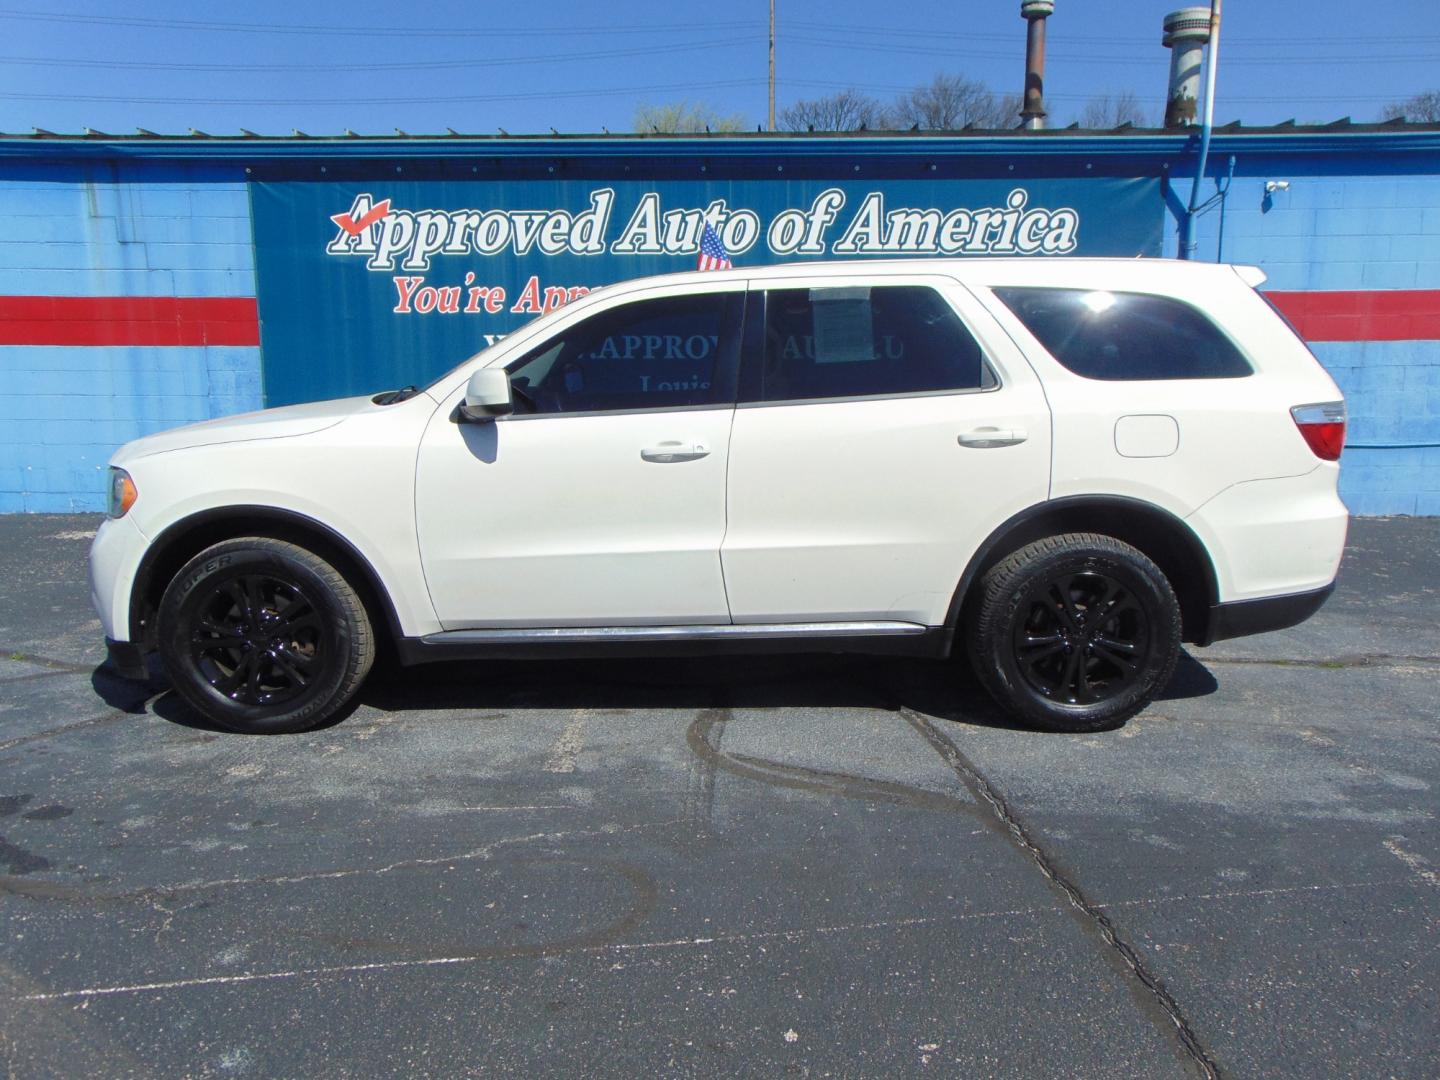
left=422, top=342, right=500, bottom=394
left=421, top=284, right=608, bottom=394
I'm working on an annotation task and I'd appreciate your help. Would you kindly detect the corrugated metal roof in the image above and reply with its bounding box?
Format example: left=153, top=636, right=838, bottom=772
left=6, top=118, right=1439, bottom=141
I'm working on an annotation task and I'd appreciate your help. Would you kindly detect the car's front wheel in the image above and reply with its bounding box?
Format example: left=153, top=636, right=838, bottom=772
left=966, top=533, right=1181, bottom=733
left=157, top=538, right=375, bottom=734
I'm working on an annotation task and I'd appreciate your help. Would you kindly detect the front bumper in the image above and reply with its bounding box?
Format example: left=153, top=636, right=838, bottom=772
left=105, top=637, right=150, bottom=681
left=89, top=513, right=150, bottom=643
left=1202, top=581, right=1336, bottom=645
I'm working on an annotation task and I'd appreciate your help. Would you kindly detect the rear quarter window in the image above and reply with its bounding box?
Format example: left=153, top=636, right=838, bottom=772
left=993, top=287, right=1252, bottom=381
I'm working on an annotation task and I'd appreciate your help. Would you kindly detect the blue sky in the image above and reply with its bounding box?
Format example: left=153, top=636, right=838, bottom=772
left=0, top=0, right=1435, bottom=136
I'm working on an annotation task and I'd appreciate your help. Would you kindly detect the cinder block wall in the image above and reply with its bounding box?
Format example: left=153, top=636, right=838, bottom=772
left=1176, top=170, right=1440, bottom=516
left=0, top=171, right=261, bottom=512
left=2, top=138, right=1437, bottom=515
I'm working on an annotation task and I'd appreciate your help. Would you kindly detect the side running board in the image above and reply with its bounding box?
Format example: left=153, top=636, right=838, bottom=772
left=396, top=621, right=945, bottom=664
left=423, top=621, right=928, bottom=645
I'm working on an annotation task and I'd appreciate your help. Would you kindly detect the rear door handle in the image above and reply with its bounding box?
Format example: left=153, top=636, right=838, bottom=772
left=958, top=427, right=1028, bottom=449
left=641, top=440, right=711, bottom=463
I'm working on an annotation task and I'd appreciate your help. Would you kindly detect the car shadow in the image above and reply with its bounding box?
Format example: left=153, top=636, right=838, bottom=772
left=1164, top=650, right=1221, bottom=701
left=356, top=648, right=1219, bottom=731
left=90, top=652, right=168, bottom=715
left=118, top=648, right=1218, bottom=736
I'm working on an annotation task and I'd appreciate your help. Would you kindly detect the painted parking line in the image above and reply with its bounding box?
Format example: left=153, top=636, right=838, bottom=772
left=1383, top=836, right=1440, bottom=889
left=543, top=709, right=590, bottom=773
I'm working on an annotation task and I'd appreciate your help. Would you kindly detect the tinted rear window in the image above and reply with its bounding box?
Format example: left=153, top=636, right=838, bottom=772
left=993, top=287, right=1252, bottom=381
left=751, top=285, right=991, bottom=403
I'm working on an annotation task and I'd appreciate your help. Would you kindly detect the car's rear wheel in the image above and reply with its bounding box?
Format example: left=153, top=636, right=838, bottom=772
left=157, top=538, right=374, bottom=734
left=966, top=533, right=1181, bottom=732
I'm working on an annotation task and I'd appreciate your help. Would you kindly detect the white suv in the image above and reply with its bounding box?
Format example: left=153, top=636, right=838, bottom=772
left=90, top=258, right=1348, bottom=735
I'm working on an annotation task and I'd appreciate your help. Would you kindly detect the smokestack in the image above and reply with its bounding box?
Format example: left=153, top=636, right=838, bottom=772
left=1020, top=1, right=1054, bottom=130
left=1163, top=7, right=1212, bottom=127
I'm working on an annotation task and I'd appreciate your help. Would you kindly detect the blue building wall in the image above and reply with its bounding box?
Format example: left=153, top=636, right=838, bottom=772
left=0, top=132, right=1437, bottom=514
left=0, top=174, right=262, bottom=511
left=1175, top=163, right=1440, bottom=516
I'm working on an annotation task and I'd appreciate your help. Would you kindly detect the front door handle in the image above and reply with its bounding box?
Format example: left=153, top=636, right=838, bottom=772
left=641, top=440, right=711, bottom=463
left=958, top=427, right=1028, bottom=449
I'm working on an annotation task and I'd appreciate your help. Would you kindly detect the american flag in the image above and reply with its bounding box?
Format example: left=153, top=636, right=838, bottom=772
left=697, top=222, right=732, bottom=271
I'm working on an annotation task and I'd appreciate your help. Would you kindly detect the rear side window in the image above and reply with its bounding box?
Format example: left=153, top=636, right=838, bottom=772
left=748, top=285, right=992, bottom=403
left=993, top=287, right=1252, bottom=381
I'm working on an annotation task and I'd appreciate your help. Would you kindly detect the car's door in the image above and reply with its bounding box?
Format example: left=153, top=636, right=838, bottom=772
left=721, top=274, right=1052, bottom=627
left=415, top=283, right=744, bottom=628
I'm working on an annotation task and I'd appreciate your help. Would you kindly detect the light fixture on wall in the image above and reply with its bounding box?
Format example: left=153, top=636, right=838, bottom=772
left=1261, top=179, right=1291, bottom=213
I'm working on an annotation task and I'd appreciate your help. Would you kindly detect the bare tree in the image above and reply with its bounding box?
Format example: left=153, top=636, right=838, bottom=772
left=993, top=93, right=1024, bottom=128
left=633, top=100, right=747, bottom=134
left=1381, top=90, right=1440, bottom=123
left=1077, top=91, right=1151, bottom=129
left=885, top=74, right=1016, bottom=130
left=779, top=89, right=884, bottom=132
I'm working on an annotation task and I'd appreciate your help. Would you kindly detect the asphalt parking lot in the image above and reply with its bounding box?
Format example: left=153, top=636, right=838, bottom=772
left=1, top=514, right=1436, bottom=1078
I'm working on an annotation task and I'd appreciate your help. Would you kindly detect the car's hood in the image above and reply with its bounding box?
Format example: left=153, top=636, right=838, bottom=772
left=111, top=395, right=381, bottom=463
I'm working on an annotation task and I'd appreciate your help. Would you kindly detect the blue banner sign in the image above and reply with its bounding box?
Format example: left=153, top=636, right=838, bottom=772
left=251, top=177, right=1161, bottom=406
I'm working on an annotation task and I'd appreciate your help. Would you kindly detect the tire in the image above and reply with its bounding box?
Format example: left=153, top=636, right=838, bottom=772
left=157, top=538, right=375, bottom=734
left=965, top=533, right=1181, bottom=733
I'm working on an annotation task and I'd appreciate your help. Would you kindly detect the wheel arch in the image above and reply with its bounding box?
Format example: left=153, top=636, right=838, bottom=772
left=944, top=496, right=1220, bottom=648
left=130, top=506, right=404, bottom=655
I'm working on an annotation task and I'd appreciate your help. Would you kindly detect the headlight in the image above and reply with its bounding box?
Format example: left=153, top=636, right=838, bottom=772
left=107, top=467, right=137, bottom=518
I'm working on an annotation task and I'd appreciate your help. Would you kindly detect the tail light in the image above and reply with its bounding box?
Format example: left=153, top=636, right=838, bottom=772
left=1290, top=401, right=1346, bottom=461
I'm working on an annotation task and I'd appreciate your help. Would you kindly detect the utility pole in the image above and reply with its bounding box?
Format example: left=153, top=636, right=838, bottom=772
left=768, top=0, right=776, bottom=131
left=1180, top=0, right=1223, bottom=259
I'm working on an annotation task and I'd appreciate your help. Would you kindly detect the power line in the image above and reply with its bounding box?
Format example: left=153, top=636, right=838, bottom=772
left=786, top=18, right=1440, bottom=48
left=5, top=7, right=1432, bottom=55
left=787, top=33, right=1440, bottom=66
left=783, top=79, right=1417, bottom=106
left=0, top=8, right=739, bottom=38
left=0, top=78, right=759, bottom=108
left=0, top=37, right=758, bottom=73
left=1, top=73, right=1410, bottom=111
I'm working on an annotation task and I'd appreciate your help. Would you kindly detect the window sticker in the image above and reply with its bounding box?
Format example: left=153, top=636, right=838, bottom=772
left=809, top=289, right=875, bottom=364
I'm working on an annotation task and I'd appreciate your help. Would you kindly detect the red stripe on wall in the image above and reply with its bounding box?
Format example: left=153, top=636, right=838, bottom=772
left=0, top=290, right=1435, bottom=347
left=1266, top=289, right=1440, bottom=342
left=0, top=296, right=259, bottom=347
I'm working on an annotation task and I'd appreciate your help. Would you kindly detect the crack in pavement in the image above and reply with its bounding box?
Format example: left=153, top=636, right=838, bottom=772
left=0, top=651, right=96, bottom=675
left=0, top=710, right=137, bottom=754
left=901, top=708, right=1223, bottom=1080
left=0, top=667, right=88, bottom=685
left=14, top=855, right=661, bottom=1003
left=9, top=876, right=1415, bottom=1006
left=686, top=700, right=1223, bottom=1077
left=1201, top=653, right=1440, bottom=670
left=0, top=819, right=686, bottom=903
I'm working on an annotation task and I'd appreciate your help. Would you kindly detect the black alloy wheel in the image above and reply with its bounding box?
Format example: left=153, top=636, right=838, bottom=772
left=966, top=533, right=1181, bottom=733
left=1011, top=570, right=1150, bottom=707
left=187, top=572, right=325, bottom=708
left=158, top=538, right=374, bottom=734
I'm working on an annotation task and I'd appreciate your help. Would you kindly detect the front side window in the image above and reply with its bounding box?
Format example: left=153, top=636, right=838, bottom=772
left=992, top=287, right=1253, bottom=381
left=507, top=292, right=741, bottom=415
left=746, top=285, right=991, bottom=404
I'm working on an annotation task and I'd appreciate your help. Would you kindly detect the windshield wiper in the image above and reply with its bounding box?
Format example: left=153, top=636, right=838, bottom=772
left=373, top=385, right=421, bottom=405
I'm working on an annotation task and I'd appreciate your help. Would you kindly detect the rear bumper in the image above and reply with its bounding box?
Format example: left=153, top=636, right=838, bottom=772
left=1186, top=464, right=1347, bottom=604
left=1202, top=581, right=1335, bottom=645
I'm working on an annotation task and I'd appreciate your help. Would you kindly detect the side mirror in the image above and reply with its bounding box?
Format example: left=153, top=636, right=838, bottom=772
left=458, top=367, right=514, bottom=422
